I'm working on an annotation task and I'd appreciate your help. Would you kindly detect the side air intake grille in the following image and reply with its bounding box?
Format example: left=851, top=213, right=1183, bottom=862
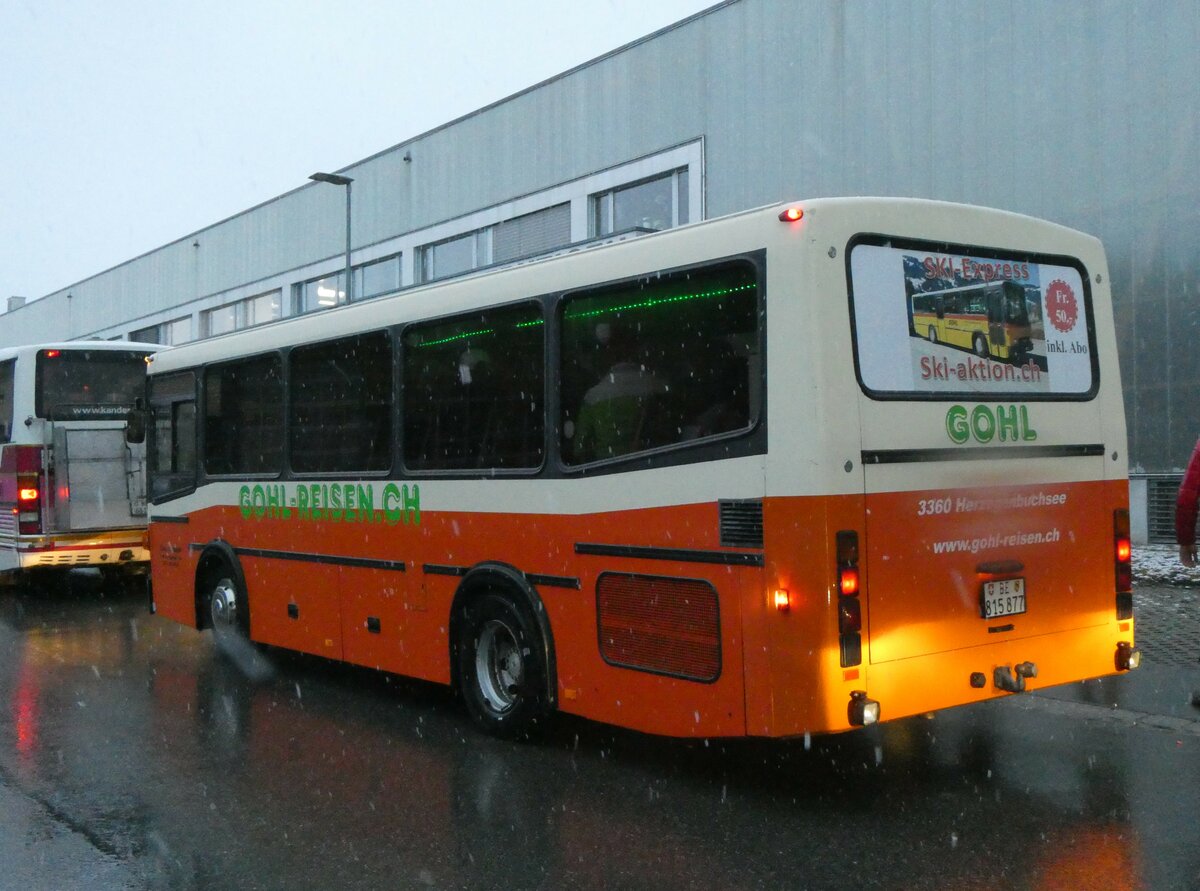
left=1147, top=476, right=1182, bottom=544
left=597, top=572, right=721, bottom=682
left=719, top=499, right=763, bottom=548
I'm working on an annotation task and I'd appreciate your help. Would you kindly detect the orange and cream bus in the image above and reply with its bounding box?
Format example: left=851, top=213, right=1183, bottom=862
left=1, top=341, right=159, bottom=586
left=141, top=198, right=1135, bottom=739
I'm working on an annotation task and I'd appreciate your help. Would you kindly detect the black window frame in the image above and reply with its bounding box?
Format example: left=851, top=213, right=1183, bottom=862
left=555, top=253, right=766, bottom=473
left=147, top=370, right=198, bottom=504
left=202, top=352, right=285, bottom=479
left=847, top=233, right=1101, bottom=402
left=287, top=330, right=396, bottom=477
left=400, top=299, right=548, bottom=476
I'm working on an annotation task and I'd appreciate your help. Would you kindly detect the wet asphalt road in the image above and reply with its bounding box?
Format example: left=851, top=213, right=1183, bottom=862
left=0, top=574, right=1198, bottom=891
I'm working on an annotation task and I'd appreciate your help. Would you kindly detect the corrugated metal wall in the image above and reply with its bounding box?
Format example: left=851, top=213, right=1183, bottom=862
left=2, top=0, right=1197, bottom=471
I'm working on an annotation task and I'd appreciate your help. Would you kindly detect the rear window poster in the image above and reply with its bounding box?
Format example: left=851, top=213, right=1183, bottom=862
left=850, top=243, right=1093, bottom=396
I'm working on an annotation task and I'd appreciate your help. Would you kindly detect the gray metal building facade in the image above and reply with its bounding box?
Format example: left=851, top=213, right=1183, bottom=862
left=2, top=0, right=1197, bottom=533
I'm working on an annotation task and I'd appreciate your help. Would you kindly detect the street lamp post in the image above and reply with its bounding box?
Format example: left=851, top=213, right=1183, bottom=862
left=309, top=172, right=354, bottom=304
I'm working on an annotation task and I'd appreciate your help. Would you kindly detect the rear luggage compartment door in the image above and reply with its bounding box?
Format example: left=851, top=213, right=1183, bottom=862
left=52, top=427, right=144, bottom=531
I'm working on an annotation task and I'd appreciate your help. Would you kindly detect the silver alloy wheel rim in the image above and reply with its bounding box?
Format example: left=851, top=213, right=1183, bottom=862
left=475, top=618, right=522, bottom=714
left=211, top=578, right=238, bottom=631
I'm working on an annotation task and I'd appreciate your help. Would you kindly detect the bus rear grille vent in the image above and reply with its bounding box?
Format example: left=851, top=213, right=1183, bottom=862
left=1147, top=476, right=1182, bottom=544
left=34, top=554, right=90, bottom=566
left=719, top=499, right=763, bottom=548
left=597, top=572, right=721, bottom=682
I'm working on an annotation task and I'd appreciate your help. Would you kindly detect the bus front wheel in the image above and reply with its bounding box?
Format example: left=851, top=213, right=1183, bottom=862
left=457, top=592, right=549, bottom=739
left=972, top=333, right=990, bottom=359
left=926, top=327, right=938, bottom=345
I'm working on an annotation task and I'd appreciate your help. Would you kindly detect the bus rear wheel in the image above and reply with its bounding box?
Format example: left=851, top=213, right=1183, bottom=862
left=202, top=563, right=250, bottom=643
left=457, top=592, right=549, bottom=739
left=972, top=333, right=990, bottom=359
left=926, top=327, right=938, bottom=345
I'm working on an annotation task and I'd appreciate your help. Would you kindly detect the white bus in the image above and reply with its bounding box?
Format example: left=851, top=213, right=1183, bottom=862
left=0, top=341, right=158, bottom=586
left=142, top=199, right=1135, bottom=739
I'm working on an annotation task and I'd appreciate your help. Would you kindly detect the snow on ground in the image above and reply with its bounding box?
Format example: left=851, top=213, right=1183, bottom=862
left=1134, top=544, right=1200, bottom=588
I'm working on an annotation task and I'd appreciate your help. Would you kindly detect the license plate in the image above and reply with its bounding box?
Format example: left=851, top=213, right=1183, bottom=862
left=981, top=578, right=1026, bottom=619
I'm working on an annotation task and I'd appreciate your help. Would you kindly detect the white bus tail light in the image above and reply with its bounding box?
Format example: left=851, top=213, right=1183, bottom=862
left=848, top=690, right=879, bottom=726
left=777, top=206, right=804, bottom=222
left=1114, top=509, right=1133, bottom=619
left=17, top=475, right=41, bottom=535
left=837, top=531, right=862, bottom=667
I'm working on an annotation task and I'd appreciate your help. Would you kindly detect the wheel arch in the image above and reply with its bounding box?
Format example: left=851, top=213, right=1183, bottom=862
left=448, top=561, right=558, bottom=709
left=193, top=540, right=247, bottom=631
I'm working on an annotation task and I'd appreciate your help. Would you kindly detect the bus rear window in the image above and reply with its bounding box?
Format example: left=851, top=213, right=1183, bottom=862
left=848, top=237, right=1098, bottom=399
left=35, top=349, right=152, bottom=419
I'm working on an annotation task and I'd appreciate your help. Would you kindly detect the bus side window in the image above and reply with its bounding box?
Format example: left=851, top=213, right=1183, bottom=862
left=0, top=359, right=15, bottom=442
left=403, top=303, right=544, bottom=472
left=560, top=259, right=759, bottom=465
left=148, top=371, right=197, bottom=501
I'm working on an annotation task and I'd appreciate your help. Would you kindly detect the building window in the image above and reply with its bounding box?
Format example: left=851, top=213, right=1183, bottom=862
left=130, top=325, right=160, bottom=344
left=420, top=230, right=491, bottom=283
left=591, top=168, right=689, bottom=237
left=493, top=203, right=571, bottom=263
left=293, top=272, right=347, bottom=315
left=201, top=290, right=281, bottom=338
left=131, top=316, right=192, bottom=345
left=203, top=304, right=239, bottom=338
left=354, top=254, right=402, bottom=302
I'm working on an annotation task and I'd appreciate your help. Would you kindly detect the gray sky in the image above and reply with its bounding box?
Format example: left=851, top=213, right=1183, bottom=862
left=0, top=0, right=717, bottom=306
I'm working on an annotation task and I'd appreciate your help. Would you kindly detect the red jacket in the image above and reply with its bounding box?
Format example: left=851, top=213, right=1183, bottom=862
left=1176, top=437, right=1200, bottom=545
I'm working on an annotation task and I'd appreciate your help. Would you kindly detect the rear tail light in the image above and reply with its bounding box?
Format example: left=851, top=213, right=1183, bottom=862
left=773, top=588, right=791, bottom=613
left=17, top=473, right=42, bottom=535
left=1114, top=509, right=1132, bottom=619
left=837, top=530, right=862, bottom=667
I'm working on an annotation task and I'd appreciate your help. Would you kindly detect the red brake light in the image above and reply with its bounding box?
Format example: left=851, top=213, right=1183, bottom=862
left=836, top=530, right=863, bottom=667
left=18, top=487, right=39, bottom=502
left=778, top=206, right=804, bottom=222
left=45, top=349, right=60, bottom=358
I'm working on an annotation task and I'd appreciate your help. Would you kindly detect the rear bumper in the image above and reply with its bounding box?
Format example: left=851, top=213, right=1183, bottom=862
left=8, top=531, right=149, bottom=571
left=861, top=619, right=1135, bottom=725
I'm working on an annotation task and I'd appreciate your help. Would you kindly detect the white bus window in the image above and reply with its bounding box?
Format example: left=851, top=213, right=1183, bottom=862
left=0, top=360, right=13, bottom=442
left=36, top=348, right=152, bottom=420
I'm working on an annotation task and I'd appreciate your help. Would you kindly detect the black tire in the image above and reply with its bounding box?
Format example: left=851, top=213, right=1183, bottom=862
left=457, top=592, right=550, bottom=739
left=972, top=333, right=990, bottom=359
left=926, top=327, right=938, bottom=345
